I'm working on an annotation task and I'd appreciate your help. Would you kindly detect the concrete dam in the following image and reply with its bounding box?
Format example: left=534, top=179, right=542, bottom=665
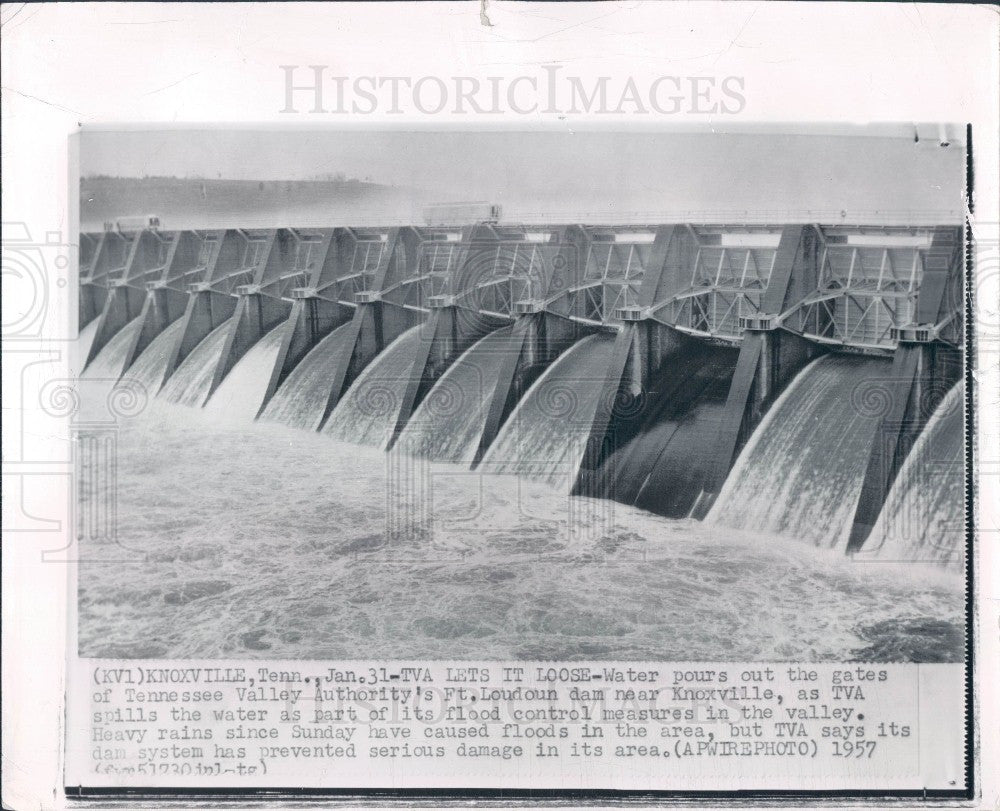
left=78, top=219, right=966, bottom=567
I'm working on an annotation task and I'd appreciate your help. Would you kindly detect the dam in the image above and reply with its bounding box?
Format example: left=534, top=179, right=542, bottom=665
left=78, top=217, right=966, bottom=566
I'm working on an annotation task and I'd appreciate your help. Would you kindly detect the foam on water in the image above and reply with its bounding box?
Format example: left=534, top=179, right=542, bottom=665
left=709, top=353, right=892, bottom=548
left=480, top=332, right=616, bottom=490
left=159, top=320, right=232, bottom=407
left=260, top=323, right=355, bottom=430
left=395, top=326, right=513, bottom=464
left=322, top=325, right=423, bottom=447
left=71, top=321, right=964, bottom=662
left=76, top=399, right=965, bottom=661
left=204, top=326, right=286, bottom=421
left=859, top=383, right=965, bottom=572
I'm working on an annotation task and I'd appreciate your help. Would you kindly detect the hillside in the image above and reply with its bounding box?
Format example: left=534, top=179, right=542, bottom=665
left=80, top=176, right=417, bottom=230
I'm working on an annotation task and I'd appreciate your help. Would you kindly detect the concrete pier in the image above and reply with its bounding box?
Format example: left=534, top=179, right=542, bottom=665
left=847, top=227, right=964, bottom=551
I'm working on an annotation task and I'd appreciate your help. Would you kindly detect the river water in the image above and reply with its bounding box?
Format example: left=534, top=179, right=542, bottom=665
left=76, top=329, right=966, bottom=662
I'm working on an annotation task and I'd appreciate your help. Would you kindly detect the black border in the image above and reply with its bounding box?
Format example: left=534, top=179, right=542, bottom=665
left=961, top=120, right=976, bottom=803
left=65, top=787, right=972, bottom=802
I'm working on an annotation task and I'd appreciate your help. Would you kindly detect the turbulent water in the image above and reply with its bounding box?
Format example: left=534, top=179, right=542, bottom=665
left=395, top=326, right=513, bottom=463
left=481, top=333, right=616, bottom=489
left=709, top=354, right=892, bottom=548
left=260, top=323, right=355, bottom=430
left=159, top=320, right=232, bottom=407
left=859, top=383, right=966, bottom=571
left=322, top=325, right=423, bottom=447
left=123, top=319, right=186, bottom=392
left=77, top=331, right=965, bottom=662
left=81, top=316, right=143, bottom=382
left=204, top=326, right=286, bottom=421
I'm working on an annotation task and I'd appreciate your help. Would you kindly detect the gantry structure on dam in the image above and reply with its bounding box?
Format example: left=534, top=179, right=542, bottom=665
left=79, top=214, right=965, bottom=553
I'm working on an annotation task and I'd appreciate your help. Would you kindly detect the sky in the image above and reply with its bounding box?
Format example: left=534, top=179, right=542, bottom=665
left=78, top=125, right=967, bottom=220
